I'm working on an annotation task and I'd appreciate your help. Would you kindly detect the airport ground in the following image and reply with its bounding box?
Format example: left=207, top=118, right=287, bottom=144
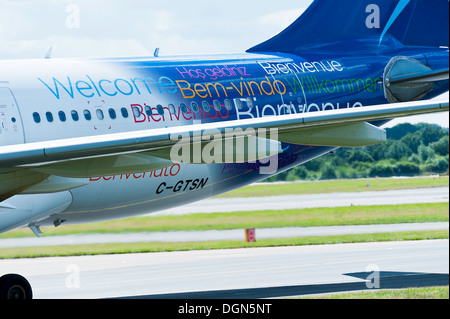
left=0, top=176, right=448, bottom=299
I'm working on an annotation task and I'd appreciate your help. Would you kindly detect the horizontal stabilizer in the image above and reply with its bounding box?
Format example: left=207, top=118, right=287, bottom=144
left=384, top=56, right=449, bottom=103
left=388, top=68, right=449, bottom=85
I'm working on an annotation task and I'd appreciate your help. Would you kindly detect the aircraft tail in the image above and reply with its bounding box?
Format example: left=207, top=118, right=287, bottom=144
left=247, top=0, right=449, bottom=54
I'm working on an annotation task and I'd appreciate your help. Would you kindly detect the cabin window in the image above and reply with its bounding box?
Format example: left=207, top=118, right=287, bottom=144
left=109, top=108, right=117, bottom=119
left=157, top=105, right=164, bottom=115
left=145, top=105, right=153, bottom=116
left=132, top=106, right=142, bottom=119
left=96, top=109, right=104, bottom=120
left=213, top=100, right=221, bottom=111
left=191, top=102, right=199, bottom=113
left=246, top=97, right=254, bottom=109
left=58, top=111, right=66, bottom=122
left=46, top=112, right=54, bottom=123
left=83, top=110, right=92, bottom=121
left=33, top=112, right=41, bottom=123
left=202, top=101, right=210, bottom=112
left=71, top=110, right=79, bottom=121
left=180, top=103, right=188, bottom=113
left=234, top=98, right=243, bottom=110
left=224, top=99, right=232, bottom=110
left=121, top=107, right=129, bottom=118
left=168, top=104, right=176, bottom=114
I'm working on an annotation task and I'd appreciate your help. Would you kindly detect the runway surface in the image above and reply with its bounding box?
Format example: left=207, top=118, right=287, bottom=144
left=1, top=222, right=448, bottom=248
left=154, top=187, right=449, bottom=215
left=1, top=186, right=447, bottom=247
left=0, top=239, right=447, bottom=299
left=1, top=186, right=448, bottom=299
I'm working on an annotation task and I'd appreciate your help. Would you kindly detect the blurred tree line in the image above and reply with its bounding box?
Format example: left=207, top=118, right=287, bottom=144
left=266, top=123, right=449, bottom=182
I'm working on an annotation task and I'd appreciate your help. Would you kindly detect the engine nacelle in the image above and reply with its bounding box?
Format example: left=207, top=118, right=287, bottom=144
left=0, top=191, right=72, bottom=234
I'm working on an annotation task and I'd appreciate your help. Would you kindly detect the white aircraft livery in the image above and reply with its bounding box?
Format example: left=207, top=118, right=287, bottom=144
left=0, top=0, right=449, bottom=298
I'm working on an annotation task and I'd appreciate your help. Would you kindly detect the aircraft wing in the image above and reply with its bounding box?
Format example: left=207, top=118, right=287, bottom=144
left=0, top=99, right=448, bottom=201
left=0, top=99, right=448, bottom=170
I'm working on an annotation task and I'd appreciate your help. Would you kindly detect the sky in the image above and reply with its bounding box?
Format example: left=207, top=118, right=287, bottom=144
left=0, top=0, right=448, bottom=127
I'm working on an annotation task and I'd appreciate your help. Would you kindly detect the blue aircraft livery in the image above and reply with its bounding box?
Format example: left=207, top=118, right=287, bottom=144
left=2, top=0, right=449, bottom=299
left=0, top=0, right=448, bottom=229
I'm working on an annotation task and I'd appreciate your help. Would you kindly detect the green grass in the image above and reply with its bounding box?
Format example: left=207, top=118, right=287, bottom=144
left=216, top=176, right=449, bottom=198
left=0, top=177, right=447, bottom=259
left=0, top=230, right=447, bottom=259
left=2, top=202, right=447, bottom=238
left=300, top=286, right=449, bottom=299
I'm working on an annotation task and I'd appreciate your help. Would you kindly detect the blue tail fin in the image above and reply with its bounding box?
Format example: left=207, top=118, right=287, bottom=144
left=248, top=0, right=449, bottom=53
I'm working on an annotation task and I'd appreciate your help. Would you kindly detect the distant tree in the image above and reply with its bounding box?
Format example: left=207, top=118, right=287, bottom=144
left=386, top=123, right=419, bottom=140
left=417, top=124, right=447, bottom=146
left=430, top=135, right=449, bottom=156
left=368, top=163, right=395, bottom=178
left=418, top=144, right=436, bottom=162
left=367, top=142, right=390, bottom=161
left=423, top=157, right=449, bottom=173
left=395, top=162, right=420, bottom=176
left=347, top=150, right=374, bottom=162
left=400, top=133, right=422, bottom=153
left=385, top=140, right=412, bottom=160
left=286, top=166, right=308, bottom=180
left=319, top=163, right=337, bottom=180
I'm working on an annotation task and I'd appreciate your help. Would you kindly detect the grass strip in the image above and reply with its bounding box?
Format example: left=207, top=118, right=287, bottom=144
left=2, top=203, right=447, bottom=238
left=217, top=176, right=449, bottom=198
left=0, top=230, right=447, bottom=259
left=299, top=286, right=449, bottom=299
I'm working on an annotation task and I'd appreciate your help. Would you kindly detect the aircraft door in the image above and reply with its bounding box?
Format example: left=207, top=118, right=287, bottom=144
left=271, top=72, right=308, bottom=116
left=0, top=87, right=25, bottom=146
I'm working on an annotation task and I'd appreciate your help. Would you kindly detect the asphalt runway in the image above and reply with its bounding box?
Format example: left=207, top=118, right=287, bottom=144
left=0, top=185, right=448, bottom=299
left=1, top=186, right=447, bottom=247
left=0, top=239, right=447, bottom=299
left=1, top=222, right=447, bottom=247
left=154, top=186, right=449, bottom=215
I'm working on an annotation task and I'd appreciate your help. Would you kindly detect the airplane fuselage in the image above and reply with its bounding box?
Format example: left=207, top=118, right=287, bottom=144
left=0, top=47, right=448, bottom=227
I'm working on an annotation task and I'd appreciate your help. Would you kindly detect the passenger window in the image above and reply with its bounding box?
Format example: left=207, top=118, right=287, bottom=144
left=109, top=108, right=117, bottom=120
left=246, top=97, right=254, bottom=109
left=33, top=112, right=41, bottom=123
left=46, top=112, right=54, bottom=123
left=202, top=101, right=210, bottom=112
left=234, top=98, right=243, bottom=110
left=132, top=106, right=142, bottom=119
left=96, top=109, right=104, bottom=120
left=157, top=105, right=164, bottom=115
left=83, top=110, right=92, bottom=121
left=180, top=103, right=188, bottom=113
left=58, top=111, right=66, bottom=122
left=213, top=100, right=221, bottom=111
left=121, top=107, right=129, bottom=118
left=191, top=102, right=199, bottom=113
left=168, top=104, right=176, bottom=114
left=224, top=99, right=232, bottom=110
left=71, top=110, right=79, bottom=121
left=145, top=105, right=153, bottom=116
